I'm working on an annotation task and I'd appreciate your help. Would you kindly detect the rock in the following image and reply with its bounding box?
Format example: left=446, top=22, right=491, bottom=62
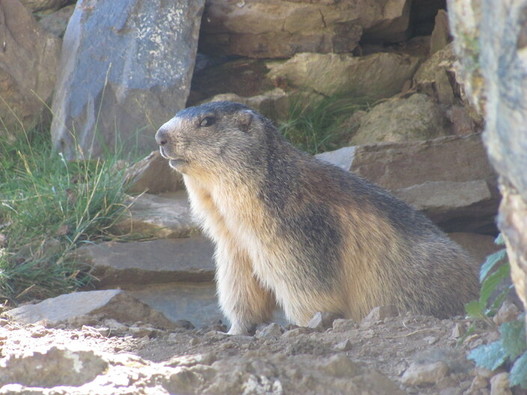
left=361, top=0, right=411, bottom=43
left=163, top=367, right=209, bottom=395
left=199, top=0, right=418, bottom=57
left=100, top=318, right=129, bottom=336
left=188, top=58, right=275, bottom=105
left=450, top=0, right=527, bottom=315
left=124, top=151, right=184, bottom=194
left=316, top=134, right=499, bottom=233
left=200, top=1, right=364, bottom=58
left=128, top=325, right=160, bottom=339
left=333, top=339, right=352, bottom=352
left=414, top=44, right=463, bottom=113
left=0, top=346, right=108, bottom=387
left=129, top=282, right=223, bottom=328
left=19, top=0, right=69, bottom=12
left=430, top=10, right=450, bottom=55
left=493, top=301, right=520, bottom=326
left=447, top=105, right=479, bottom=136
left=37, top=4, right=75, bottom=38
left=490, top=372, right=512, bottom=395
left=306, top=312, right=341, bottom=331
left=3, top=289, right=176, bottom=329
left=111, top=193, right=198, bottom=239
left=75, top=237, right=214, bottom=287
left=332, top=318, right=358, bottom=332
left=50, top=0, right=205, bottom=159
left=316, top=146, right=357, bottom=171
left=401, top=361, right=450, bottom=386
left=450, top=323, right=465, bottom=339
left=166, top=352, right=217, bottom=368
left=469, top=368, right=491, bottom=393
left=350, top=94, right=450, bottom=145
left=255, top=323, right=283, bottom=339
left=206, top=88, right=290, bottom=122
left=393, top=179, right=492, bottom=219
left=318, top=354, right=362, bottom=378
left=361, top=306, right=399, bottom=328
left=0, top=0, right=60, bottom=136
left=268, top=52, right=421, bottom=100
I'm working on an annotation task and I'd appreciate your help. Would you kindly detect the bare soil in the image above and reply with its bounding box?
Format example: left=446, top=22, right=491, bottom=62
left=0, top=311, right=499, bottom=394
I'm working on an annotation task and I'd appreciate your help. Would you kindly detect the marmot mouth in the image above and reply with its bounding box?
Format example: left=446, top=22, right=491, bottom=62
left=168, top=158, right=188, bottom=170
left=159, top=147, right=186, bottom=165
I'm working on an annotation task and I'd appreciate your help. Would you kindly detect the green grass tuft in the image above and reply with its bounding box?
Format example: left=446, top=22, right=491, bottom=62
left=278, top=95, right=370, bottom=154
left=0, top=127, right=128, bottom=304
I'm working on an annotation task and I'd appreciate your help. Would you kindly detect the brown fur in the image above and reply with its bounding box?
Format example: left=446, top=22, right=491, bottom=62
left=155, top=101, right=479, bottom=334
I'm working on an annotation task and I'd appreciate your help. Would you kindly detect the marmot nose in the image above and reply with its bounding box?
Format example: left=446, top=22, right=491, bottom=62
left=155, top=127, right=169, bottom=146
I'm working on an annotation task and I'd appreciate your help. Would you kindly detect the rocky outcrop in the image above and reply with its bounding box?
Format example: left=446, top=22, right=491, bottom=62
left=317, top=134, right=499, bottom=233
left=0, top=0, right=60, bottom=136
left=350, top=93, right=449, bottom=145
left=199, top=0, right=412, bottom=59
left=50, top=0, right=205, bottom=159
left=449, top=0, right=527, bottom=315
left=267, top=52, right=421, bottom=100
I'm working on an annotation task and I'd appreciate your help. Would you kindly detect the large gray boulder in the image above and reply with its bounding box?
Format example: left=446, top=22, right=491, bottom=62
left=0, top=0, right=60, bottom=137
left=50, top=0, right=205, bottom=159
left=199, top=0, right=412, bottom=58
left=449, top=0, right=527, bottom=314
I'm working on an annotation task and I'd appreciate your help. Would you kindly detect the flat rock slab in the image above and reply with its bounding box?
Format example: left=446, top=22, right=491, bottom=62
left=316, top=134, right=499, bottom=233
left=76, top=237, right=215, bottom=287
left=4, top=290, right=175, bottom=329
left=129, top=282, right=221, bottom=328
left=129, top=282, right=287, bottom=328
left=111, top=192, right=199, bottom=239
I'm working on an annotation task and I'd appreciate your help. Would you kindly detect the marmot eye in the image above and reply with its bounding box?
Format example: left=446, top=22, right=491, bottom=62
left=199, top=116, right=215, bottom=127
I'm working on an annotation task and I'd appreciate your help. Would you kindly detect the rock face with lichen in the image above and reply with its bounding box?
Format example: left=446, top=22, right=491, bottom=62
left=199, top=0, right=412, bottom=59
left=448, top=0, right=527, bottom=316
left=50, top=0, right=205, bottom=159
left=0, top=0, right=60, bottom=137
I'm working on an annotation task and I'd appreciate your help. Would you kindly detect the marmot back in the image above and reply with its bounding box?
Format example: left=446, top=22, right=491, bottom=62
left=155, top=101, right=479, bottom=335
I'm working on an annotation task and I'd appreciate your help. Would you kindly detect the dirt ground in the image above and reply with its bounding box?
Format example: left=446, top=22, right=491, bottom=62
left=0, top=309, right=507, bottom=395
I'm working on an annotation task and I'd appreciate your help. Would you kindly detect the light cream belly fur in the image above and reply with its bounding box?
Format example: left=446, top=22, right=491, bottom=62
left=183, top=175, right=345, bottom=325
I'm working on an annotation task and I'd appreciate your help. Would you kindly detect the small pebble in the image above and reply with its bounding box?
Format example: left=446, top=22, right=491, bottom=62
left=401, top=361, right=449, bottom=386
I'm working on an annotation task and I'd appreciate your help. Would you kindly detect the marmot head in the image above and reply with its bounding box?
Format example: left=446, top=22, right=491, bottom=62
left=155, top=101, right=273, bottom=176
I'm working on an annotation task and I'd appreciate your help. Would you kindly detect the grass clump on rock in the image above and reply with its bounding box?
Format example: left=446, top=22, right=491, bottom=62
left=0, top=128, right=128, bottom=304
left=278, top=95, right=370, bottom=154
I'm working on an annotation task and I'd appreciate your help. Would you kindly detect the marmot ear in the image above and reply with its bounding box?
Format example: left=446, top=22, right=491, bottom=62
left=237, top=109, right=254, bottom=133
